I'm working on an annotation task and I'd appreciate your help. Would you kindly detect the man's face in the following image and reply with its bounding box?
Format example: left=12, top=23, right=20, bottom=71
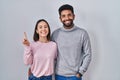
left=60, top=10, right=75, bottom=28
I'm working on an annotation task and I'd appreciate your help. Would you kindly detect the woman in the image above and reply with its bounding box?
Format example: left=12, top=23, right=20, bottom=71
left=23, top=19, right=57, bottom=80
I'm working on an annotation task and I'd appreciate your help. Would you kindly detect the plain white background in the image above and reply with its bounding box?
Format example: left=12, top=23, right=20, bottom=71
left=0, top=0, right=120, bottom=80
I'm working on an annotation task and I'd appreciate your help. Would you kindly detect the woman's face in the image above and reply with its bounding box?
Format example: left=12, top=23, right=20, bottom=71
left=36, top=21, right=49, bottom=38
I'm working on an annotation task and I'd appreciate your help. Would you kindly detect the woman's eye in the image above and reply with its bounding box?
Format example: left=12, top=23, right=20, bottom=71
left=44, top=25, right=48, bottom=28
left=39, top=26, right=42, bottom=29
left=44, top=26, right=47, bottom=28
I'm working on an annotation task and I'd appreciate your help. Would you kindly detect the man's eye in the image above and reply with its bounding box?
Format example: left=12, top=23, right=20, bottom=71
left=61, top=15, right=65, bottom=18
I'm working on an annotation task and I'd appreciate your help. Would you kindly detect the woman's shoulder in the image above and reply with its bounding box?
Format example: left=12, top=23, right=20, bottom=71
left=50, top=41, right=56, bottom=45
left=30, top=41, right=36, bottom=44
left=49, top=41, right=57, bottom=46
left=29, top=41, right=38, bottom=46
left=49, top=41, right=57, bottom=50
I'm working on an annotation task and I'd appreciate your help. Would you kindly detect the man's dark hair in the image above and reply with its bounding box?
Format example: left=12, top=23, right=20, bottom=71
left=58, top=4, right=74, bottom=15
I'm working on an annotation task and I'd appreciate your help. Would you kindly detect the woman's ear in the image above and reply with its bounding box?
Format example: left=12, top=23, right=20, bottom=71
left=36, top=29, right=39, bottom=34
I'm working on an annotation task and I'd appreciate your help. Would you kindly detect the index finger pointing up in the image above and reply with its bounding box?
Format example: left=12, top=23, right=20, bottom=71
left=24, top=32, right=27, bottom=39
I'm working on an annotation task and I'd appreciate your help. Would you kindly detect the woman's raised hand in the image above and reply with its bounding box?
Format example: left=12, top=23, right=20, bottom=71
left=23, top=32, right=30, bottom=46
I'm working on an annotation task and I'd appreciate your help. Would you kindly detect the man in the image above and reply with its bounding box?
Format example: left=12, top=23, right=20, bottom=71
left=52, top=4, right=92, bottom=80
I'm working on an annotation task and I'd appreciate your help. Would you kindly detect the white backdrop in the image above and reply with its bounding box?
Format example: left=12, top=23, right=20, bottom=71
left=0, top=0, right=120, bottom=80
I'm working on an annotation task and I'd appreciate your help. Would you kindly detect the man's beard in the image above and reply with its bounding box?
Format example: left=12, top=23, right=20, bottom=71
left=63, top=19, right=74, bottom=28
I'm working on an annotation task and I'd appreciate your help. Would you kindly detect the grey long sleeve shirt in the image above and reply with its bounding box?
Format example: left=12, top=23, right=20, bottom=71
left=52, top=25, right=92, bottom=76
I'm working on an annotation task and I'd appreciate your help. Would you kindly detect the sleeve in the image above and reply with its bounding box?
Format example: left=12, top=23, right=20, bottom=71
left=51, top=31, right=55, bottom=42
left=51, top=29, right=60, bottom=42
left=79, top=31, right=92, bottom=75
left=23, top=44, right=33, bottom=65
left=54, top=43, right=58, bottom=60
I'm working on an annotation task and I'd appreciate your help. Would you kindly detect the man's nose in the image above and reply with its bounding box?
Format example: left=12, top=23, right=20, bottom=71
left=65, top=16, right=70, bottom=20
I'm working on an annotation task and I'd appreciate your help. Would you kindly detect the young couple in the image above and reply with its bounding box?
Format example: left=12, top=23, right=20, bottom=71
left=23, top=4, right=92, bottom=80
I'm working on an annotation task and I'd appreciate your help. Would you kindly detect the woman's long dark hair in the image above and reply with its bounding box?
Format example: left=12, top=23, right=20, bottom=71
left=33, top=19, right=51, bottom=41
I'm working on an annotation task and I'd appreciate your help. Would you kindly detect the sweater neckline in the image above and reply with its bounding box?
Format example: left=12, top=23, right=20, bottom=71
left=61, top=25, right=76, bottom=32
left=37, top=41, right=51, bottom=44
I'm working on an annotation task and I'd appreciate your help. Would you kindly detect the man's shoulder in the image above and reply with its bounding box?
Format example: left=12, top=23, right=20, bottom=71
left=51, top=27, right=62, bottom=40
left=75, top=26, right=87, bottom=33
left=76, top=26, right=89, bottom=38
left=52, top=27, right=62, bottom=36
left=53, top=28, right=61, bottom=33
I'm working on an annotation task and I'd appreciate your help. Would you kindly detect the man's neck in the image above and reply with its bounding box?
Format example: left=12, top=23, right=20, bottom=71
left=63, top=24, right=74, bottom=29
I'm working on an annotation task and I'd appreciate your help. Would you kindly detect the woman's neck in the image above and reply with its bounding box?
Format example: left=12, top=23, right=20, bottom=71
left=39, top=37, right=49, bottom=43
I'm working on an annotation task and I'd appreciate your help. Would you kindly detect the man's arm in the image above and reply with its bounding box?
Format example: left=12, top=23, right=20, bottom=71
left=79, top=31, right=92, bottom=75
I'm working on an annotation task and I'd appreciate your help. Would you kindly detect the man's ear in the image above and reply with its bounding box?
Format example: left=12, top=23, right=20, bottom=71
left=59, top=16, right=62, bottom=22
left=73, top=14, right=75, bottom=20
